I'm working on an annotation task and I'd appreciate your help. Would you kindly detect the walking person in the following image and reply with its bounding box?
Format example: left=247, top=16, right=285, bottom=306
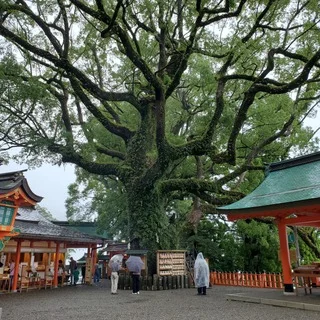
left=126, top=255, right=144, bottom=295
left=194, top=252, right=209, bottom=295
left=69, top=257, right=77, bottom=286
left=9, top=259, right=15, bottom=291
left=73, top=266, right=80, bottom=285
left=58, top=259, right=65, bottom=285
left=109, top=256, right=122, bottom=294
left=93, top=263, right=100, bottom=283
left=81, top=264, right=86, bottom=284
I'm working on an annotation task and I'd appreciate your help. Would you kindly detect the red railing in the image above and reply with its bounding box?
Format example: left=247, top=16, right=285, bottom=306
left=210, top=271, right=283, bottom=289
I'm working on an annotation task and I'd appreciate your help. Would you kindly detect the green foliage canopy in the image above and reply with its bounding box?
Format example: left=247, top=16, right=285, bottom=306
left=0, top=0, right=319, bottom=251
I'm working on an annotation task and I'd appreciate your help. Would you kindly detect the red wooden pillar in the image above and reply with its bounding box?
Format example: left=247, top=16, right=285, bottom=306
left=230, top=272, right=234, bottom=285
left=277, top=273, right=283, bottom=288
left=227, top=272, right=231, bottom=285
left=221, top=272, right=225, bottom=285
left=53, top=242, right=60, bottom=288
left=278, top=221, right=294, bottom=293
left=261, top=272, right=267, bottom=288
left=12, top=239, right=22, bottom=292
left=245, top=272, right=249, bottom=287
left=91, top=245, right=97, bottom=280
left=255, top=273, right=259, bottom=287
left=210, top=271, right=216, bottom=285
left=233, top=272, right=237, bottom=286
left=239, top=272, right=243, bottom=286
left=249, top=273, right=253, bottom=286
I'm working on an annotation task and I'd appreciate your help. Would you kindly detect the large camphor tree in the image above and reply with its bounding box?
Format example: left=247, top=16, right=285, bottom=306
left=0, top=0, right=320, bottom=253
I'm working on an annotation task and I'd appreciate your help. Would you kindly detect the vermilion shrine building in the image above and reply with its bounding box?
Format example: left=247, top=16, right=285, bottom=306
left=0, top=170, right=108, bottom=292
left=218, top=151, right=320, bottom=294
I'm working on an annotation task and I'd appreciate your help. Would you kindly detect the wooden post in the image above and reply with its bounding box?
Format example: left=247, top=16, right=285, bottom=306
left=221, top=272, right=226, bottom=285
left=239, top=272, right=244, bottom=286
left=184, top=275, right=188, bottom=288
left=278, top=273, right=283, bottom=288
left=176, top=275, right=179, bottom=288
left=254, top=273, right=258, bottom=287
left=231, top=272, right=235, bottom=285
left=172, top=275, right=177, bottom=289
left=53, top=242, right=59, bottom=288
left=12, top=240, right=22, bottom=292
left=91, top=246, right=97, bottom=280
left=163, top=276, right=167, bottom=290
left=267, top=273, right=272, bottom=288
left=158, top=276, right=163, bottom=290
left=210, top=271, right=215, bottom=285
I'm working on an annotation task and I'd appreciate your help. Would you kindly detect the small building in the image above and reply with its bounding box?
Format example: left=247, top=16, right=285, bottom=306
left=2, top=208, right=109, bottom=292
left=218, top=151, right=320, bottom=294
left=0, top=170, right=43, bottom=249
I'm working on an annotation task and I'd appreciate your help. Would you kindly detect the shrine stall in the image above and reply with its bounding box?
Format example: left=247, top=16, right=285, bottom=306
left=218, top=152, right=320, bottom=295
left=0, top=170, right=43, bottom=292
left=1, top=208, right=108, bottom=292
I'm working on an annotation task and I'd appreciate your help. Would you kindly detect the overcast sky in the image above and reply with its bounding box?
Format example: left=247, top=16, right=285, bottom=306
left=0, top=162, right=75, bottom=220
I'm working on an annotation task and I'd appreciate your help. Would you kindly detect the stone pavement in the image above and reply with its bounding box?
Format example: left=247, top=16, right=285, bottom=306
left=1, top=280, right=320, bottom=320
left=226, top=286, right=320, bottom=312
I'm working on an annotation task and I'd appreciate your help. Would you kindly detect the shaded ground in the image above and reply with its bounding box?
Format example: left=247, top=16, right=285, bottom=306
left=1, top=280, right=320, bottom=320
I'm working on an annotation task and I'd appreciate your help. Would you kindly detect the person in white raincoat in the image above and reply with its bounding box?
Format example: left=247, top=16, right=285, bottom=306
left=194, top=252, right=209, bottom=295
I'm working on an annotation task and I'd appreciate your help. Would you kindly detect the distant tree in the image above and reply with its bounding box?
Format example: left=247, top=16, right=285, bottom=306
left=183, top=216, right=243, bottom=271
left=66, top=168, right=128, bottom=239
left=36, top=205, right=56, bottom=221
left=236, top=219, right=281, bottom=273
left=295, top=227, right=320, bottom=262
left=0, top=1, right=319, bottom=253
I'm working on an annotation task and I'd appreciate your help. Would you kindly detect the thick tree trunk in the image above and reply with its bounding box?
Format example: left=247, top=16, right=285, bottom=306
left=126, top=183, right=167, bottom=252
left=125, top=184, right=168, bottom=275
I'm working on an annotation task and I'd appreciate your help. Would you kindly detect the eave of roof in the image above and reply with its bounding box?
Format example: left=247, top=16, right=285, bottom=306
left=52, top=221, right=110, bottom=240
left=125, top=249, right=148, bottom=255
left=0, top=170, right=43, bottom=203
left=218, top=152, right=320, bottom=219
left=101, top=242, right=128, bottom=253
left=14, top=208, right=106, bottom=245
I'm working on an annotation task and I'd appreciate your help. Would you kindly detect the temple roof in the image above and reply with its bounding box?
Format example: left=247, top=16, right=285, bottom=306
left=52, top=221, right=109, bottom=240
left=218, top=152, right=320, bottom=221
left=0, top=170, right=43, bottom=204
left=14, top=208, right=107, bottom=245
left=103, top=242, right=128, bottom=252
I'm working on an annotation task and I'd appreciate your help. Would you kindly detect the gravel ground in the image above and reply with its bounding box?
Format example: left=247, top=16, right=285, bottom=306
left=1, top=280, right=320, bottom=320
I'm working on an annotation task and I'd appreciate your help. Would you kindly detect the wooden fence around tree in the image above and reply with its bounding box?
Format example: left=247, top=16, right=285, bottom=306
left=117, top=271, right=284, bottom=291
left=210, top=271, right=283, bottom=289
